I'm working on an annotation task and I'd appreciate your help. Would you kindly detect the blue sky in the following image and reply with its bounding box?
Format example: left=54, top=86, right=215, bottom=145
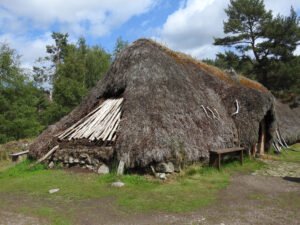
left=0, top=0, right=299, bottom=69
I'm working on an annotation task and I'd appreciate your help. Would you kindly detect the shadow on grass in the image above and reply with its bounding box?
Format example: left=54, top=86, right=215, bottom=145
left=283, top=176, right=300, bottom=183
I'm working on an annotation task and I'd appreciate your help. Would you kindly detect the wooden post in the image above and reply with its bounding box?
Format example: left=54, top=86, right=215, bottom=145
left=258, top=121, right=266, bottom=155
left=217, top=154, right=221, bottom=170
left=240, top=150, right=243, bottom=165
left=31, top=145, right=59, bottom=167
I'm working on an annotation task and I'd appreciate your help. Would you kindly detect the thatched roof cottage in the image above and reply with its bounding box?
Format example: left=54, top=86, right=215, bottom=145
left=29, top=39, right=300, bottom=173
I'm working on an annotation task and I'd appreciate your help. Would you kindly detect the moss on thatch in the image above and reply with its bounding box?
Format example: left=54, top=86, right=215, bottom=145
left=147, top=39, right=268, bottom=93
left=30, top=39, right=297, bottom=170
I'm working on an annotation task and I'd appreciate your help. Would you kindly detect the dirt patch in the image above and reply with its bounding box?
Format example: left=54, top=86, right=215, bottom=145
left=0, top=211, right=46, bottom=225
left=253, top=159, right=300, bottom=177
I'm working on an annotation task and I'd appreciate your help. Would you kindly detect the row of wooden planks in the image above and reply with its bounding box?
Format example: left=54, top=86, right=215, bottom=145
left=57, top=98, right=123, bottom=142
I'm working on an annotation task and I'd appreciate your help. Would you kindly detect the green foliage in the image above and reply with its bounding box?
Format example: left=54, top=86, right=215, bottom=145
left=113, top=36, right=129, bottom=59
left=214, top=0, right=300, bottom=97
left=0, top=44, right=46, bottom=143
left=85, top=46, right=111, bottom=89
left=53, top=44, right=87, bottom=109
left=46, top=32, right=69, bottom=68
left=204, top=51, right=254, bottom=78
left=0, top=33, right=111, bottom=143
left=215, top=0, right=272, bottom=59
left=34, top=32, right=111, bottom=125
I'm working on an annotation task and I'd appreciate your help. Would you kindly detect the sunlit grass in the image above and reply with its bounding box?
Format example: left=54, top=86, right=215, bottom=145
left=0, top=157, right=263, bottom=213
left=269, top=143, right=300, bottom=163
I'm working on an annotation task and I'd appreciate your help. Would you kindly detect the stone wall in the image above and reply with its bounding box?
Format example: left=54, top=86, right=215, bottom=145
left=47, top=145, right=114, bottom=174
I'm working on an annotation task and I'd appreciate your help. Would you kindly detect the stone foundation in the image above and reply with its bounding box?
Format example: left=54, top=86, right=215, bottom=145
left=47, top=145, right=114, bottom=173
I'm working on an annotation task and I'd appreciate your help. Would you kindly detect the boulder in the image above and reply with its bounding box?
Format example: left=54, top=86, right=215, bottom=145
left=79, top=153, right=88, bottom=159
left=48, top=161, right=54, bottom=169
left=92, top=158, right=100, bottom=166
left=97, top=164, right=109, bottom=174
left=69, top=156, right=74, bottom=164
left=86, top=165, right=94, bottom=171
left=156, top=173, right=166, bottom=180
left=111, top=181, right=125, bottom=187
left=156, top=162, right=174, bottom=173
left=49, top=188, right=59, bottom=194
left=85, top=155, right=92, bottom=165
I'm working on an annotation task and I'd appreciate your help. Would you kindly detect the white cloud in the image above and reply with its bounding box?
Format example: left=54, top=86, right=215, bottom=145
left=158, top=0, right=228, bottom=59
left=0, top=0, right=156, bottom=68
left=158, top=0, right=300, bottom=59
left=0, top=33, right=53, bottom=69
left=265, top=0, right=300, bottom=16
left=0, top=0, right=155, bottom=37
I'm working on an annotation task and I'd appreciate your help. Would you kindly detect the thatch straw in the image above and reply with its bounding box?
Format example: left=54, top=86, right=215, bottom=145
left=275, top=101, right=300, bottom=144
left=29, top=39, right=299, bottom=170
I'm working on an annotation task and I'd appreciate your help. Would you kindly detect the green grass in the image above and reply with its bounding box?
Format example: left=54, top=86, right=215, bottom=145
left=270, top=143, right=300, bottom=163
left=20, top=206, right=71, bottom=225
left=0, top=157, right=264, bottom=224
left=0, top=158, right=263, bottom=211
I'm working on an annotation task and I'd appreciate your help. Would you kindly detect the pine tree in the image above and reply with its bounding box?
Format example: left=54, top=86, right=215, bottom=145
left=0, top=43, right=45, bottom=143
left=214, top=0, right=300, bottom=96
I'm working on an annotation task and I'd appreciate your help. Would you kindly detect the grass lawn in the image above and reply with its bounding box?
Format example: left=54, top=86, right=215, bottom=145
left=270, top=143, right=300, bottom=163
left=0, top=142, right=298, bottom=225
left=0, top=158, right=264, bottom=215
left=0, top=142, right=266, bottom=225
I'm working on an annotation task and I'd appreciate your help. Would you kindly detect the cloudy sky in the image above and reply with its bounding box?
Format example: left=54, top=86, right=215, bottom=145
left=0, top=0, right=300, bottom=68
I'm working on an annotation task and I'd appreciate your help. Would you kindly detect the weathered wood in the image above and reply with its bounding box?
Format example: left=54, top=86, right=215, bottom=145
left=10, top=150, right=29, bottom=157
left=117, top=160, right=125, bottom=175
left=213, top=107, right=221, bottom=119
left=10, top=150, right=29, bottom=162
left=99, top=106, right=122, bottom=140
left=65, top=99, right=113, bottom=139
left=209, top=147, right=244, bottom=170
left=107, top=114, right=121, bottom=141
left=90, top=101, right=120, bottom=140
left=206, top=106, right=218, bottom=119
left=58, top=100, right=107, bottom=139
left=58, top=98, right=123, bottom=143
left=258, top=121, right=265, bottom=155
left=33, top=145, right=59, bottom=165
left=231, top=99, right=239, bottom=116
left=201, top=105, right=211, bottom=119
left=210, top=147, right=244, bottom=154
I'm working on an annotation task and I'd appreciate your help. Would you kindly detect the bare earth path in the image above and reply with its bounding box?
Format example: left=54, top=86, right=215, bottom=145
left=1, top=160, right=300, bottom=225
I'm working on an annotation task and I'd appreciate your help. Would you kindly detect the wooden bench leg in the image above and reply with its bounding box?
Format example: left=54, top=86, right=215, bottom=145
left=209, top=153, right=220, bottom=169
left=209, top=153, right=215, bottom=167
left=240, top=150, right=243, bottom=165
left=209, top=152, right=213, bottom=167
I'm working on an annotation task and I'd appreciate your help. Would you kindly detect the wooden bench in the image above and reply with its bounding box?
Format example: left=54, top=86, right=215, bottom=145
left=10, top=150, right=29, bottom=162
left=209, top=147, right=244, bottom=170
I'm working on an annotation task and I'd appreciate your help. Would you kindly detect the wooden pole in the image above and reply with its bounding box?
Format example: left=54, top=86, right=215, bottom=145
left=31, top=145, right=59, bottom=167
left=258, top=121, right=266, bottom=155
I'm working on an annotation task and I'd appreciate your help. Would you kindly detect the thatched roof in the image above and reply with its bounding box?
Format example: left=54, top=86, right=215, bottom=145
left=29, top=39, right=299, bottom=169
left=275, top=101, right=300, bottom=144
